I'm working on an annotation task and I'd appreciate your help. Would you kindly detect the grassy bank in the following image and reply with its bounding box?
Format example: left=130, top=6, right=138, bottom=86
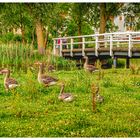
left=0, top=68, right=140, bottom=137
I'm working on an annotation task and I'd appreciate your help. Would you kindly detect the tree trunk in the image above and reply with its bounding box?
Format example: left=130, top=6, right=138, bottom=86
left=35, top=19, right=45, bottom=55
left=21, top=27, right=25, bottom=44
left=19, top=4, right=25, bottom=45
left=44, top=31, right=49, bottom=49
left=78, top=21, right=82, bottom=48
left=99, top=3, right=106, bottom=48
left=99, top=3, right=106, bottom=34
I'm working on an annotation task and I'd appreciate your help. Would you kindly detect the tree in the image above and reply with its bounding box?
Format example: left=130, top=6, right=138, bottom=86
left=122, top=3, right=140, bottom=31
left=69, top=3, right=93, bottom=47
left=0, top=3, right=32, bottom=44
left=99, top=3, right=123, bottom=34
left=26, top=3, right=55, bottom=54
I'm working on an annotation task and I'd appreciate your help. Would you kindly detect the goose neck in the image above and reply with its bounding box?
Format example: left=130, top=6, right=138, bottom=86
left=6, top=70, right=10, bottom=78
left=4, top=70, right=10, bottom=81
left=38, top=64, right=44, bottom=76
left=60, top=85, right=64, bottom=95
left=84, top=57, right=88, bottom=66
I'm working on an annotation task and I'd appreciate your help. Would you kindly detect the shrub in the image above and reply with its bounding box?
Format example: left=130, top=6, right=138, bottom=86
left=130, top=64, right=140, bottom=75
left=13, top=34, right=22, bottom=42
left=102, top=77, right=114, bottom=88
left=117, top=59, right=125, bottom=68
left=1, top=32, right=14, bottom=43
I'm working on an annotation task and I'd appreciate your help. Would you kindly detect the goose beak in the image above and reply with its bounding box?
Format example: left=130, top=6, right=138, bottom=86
left=34, top=62, right=46, bottom=66
left=0, top=69, right=9, bottom=74
left=57, top=82, right=65, bottom=86
left=34, top=61, right=41, bottom=65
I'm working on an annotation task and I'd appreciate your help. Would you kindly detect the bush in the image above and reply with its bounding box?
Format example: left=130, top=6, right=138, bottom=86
left=117, top=59, right=125, bottom=68
left=1, top=32, right=14, bottom=43
left=13, top=34, right=22, bottom=42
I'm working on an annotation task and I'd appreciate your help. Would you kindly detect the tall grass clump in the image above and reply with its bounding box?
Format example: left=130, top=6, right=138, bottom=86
left=0, top=44, right=77, bottom=72
left=50, top=55, right=77, bottom=71
left=102, top=76, right=114, bottom=88
left=119, top=75, right=132, bottom=93
left=0, top=44, right=33, bottom=69
left=130, top=64, right=140, bottom=75
left=130, top=76, right=140, bottom=87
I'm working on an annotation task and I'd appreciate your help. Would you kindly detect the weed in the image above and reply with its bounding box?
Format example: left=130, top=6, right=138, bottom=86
left=102, top=77, right=114, bottom=88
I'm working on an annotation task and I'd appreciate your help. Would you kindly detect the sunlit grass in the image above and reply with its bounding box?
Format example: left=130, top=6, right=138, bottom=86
left=0, top=67, right=140, bottom=137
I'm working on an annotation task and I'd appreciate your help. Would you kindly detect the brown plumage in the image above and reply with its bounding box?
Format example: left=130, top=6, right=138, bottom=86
left=35, top=62, right=58, bottom=86
left=0, top=69, right=19, bottom=91
left=83, top=56, right=99, bottom=73
left=92, top=84, right=104, bottom=103
left=58, top=84, right=74, bottom=102
left=48, top=65, right=55, bottom=72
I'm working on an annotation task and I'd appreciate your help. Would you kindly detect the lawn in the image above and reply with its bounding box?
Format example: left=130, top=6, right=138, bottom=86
left=0, top=67, right=140, bottom=137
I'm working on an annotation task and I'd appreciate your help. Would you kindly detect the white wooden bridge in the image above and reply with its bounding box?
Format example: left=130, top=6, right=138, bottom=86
left=53, top=31, right=140, bottom=68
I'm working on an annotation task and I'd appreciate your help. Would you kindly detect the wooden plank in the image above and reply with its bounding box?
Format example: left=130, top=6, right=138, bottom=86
left=85, top=48, right=95, bottom=52
left=112, top=47, right=128, bottom=52
left=98, top=48, right=110, bottom=52
left=131, top=47, right=140, bottom=52
left=62, top=49, right=70, bottom=53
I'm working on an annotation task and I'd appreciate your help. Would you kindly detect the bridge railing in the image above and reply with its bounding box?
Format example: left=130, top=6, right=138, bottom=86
left=53, top=31, right=140, bottom=57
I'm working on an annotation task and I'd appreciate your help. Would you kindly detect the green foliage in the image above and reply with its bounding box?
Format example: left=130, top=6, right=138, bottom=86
left=102, top=77, right=114, bottom=88
left=13, top=34, right=22, bottom=42
left=50, top=56, right=77, bottom=71
left=117, top=59, right=125, bottom=68
left=122, top=3, right=140, bottom=31
left=131, top=76, right=140, bottom=87
left=0, top=32, right=14, bottom=43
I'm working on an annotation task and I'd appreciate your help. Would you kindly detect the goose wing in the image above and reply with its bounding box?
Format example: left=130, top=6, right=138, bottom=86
left=86, top=65, right=98, bottom=71
left=5, top=78, right=19, bottom=89
left=60, top=93, right=72, bottom=99
left=48, top=65, right=55, bottom=72
left=41, top=75, right=58, bottom=84
left=6, top=78, right=18, bottom=85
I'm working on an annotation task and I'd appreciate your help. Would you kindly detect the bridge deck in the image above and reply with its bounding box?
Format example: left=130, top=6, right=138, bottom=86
left=62, top=47, right=140, bottom=58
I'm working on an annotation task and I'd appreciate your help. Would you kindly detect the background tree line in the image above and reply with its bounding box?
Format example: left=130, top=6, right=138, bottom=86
left=0, top=3, right=140, bottom=54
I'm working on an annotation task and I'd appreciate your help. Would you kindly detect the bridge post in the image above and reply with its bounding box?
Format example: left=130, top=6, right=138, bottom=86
left=82, top=37, right=85, bottom=56
left=59, top=39, right=62, bottom=57
left=128, top=34, right=132, bottom=57
left=70, top=38, right=73, bottom=57
left=126, top=58, right=130, bottom=68
left=110, top=34, right=113, bottom=56
left=95, top=36, right=99, bottom=56
left=113, top=57, right=117, bottom=68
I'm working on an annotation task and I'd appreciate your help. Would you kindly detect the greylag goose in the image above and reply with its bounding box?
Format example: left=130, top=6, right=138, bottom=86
left=58, top=84, right=74, bottom=102
left=92, top=84, right=104, bottom=103
left=95, top=86, right=104, bottom=103
left=83, top=56, right=99, bottom=73
left=48, top=64, right=55, bottom=72
left=35, top=62, right=58, bottom=86
left=0, top=69, right=19, bottom=91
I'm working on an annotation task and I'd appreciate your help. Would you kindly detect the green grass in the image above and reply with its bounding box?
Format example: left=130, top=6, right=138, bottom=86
left=0, top=68, right=140, bottom=137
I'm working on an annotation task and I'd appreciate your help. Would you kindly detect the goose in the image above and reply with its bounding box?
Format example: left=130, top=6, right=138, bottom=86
left=48, top=64, right=55, bottom=72
left=83, top=56, right=99, bottom=73
left=93, top=84, right=104, bottom=103
left=35, top=62, right=58, bottom=86
left=95, top=86, right=104, bottom=103
left=0, top=69, right=19, bottom=91
left=58, top=83, right=74, bottom=102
